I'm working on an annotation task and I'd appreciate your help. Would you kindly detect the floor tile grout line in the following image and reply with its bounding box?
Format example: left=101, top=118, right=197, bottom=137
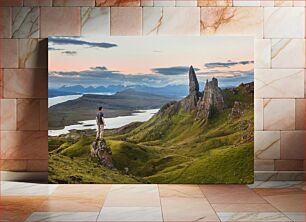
left=95, top=184, right=112, bottom=221
left=157, top=184, right=165, bottom=222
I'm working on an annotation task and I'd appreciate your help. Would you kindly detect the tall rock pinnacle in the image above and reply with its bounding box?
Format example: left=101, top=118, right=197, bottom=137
left=189, top=66, right=199, bottom=94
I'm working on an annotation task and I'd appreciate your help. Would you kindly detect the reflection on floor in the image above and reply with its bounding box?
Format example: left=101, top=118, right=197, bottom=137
left=0, top=181, right=304, bottom=221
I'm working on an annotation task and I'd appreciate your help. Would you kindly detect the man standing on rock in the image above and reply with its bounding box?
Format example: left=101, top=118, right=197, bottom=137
left=96, top=106, right=106, bottom=140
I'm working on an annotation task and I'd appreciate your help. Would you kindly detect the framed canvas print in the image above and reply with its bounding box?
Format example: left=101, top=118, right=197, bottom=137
left=48, top=36, right=254, bottom=184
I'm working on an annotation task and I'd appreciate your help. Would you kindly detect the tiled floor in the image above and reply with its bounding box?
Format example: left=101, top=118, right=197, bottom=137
left=0, top=181, right=305, bottom=222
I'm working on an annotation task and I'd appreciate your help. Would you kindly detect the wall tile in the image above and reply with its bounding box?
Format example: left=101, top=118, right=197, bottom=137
left=27, top=159, right=48, bottom=172
left=96, top=0, right=140, bottom=6
left=143, top=7, right=200, bottom=35
left=40, top=99, right=48, bottom=130
left=200, top=7, right=263, bottom=37
left=53, top=0, right=95, bottom=6
left=141, top=0, right=153, bottom=6
left=254, top=39, right=271, bottom=69
left=110, top=7, right=142, bottom=35
left=295, top=99, right=305, bottom=130
left=254, top=160, right=274, bottom=171
left=176, top=0, right=197, bottom=6
left=264, top=7, right=305, bottom=38
left=3, top=69, right=48, bottom=99
left=81, top=7, right=110, bottom=37
left=280, top=131, right=304, bottom=160
left=263, top=99, right=295, bottom=130
left=254, top=99, right=263, bottom=130
left=0, top=7, right=11, bottom=38
left=12, top=7, right=40, bottom=38
left=275, top=160, right=304, bottom=171
left=274, top=0, right=293, bottom=6
left=154, top=0, right=175, bottom=6
left=255, top=131, right=280, bottom=160
left=24, top=0, right=52, bottom=6
left=0, top=159, right=27, bottom=171
left=260, top=0, right=274, bottom=6
left=271, top=39, right=305, bottom=68
left=305, top=70, right=306, bottom=98
left=255, top=69, right=304, bottom=98
left=0, top=99, right=16, bottom=131
left=19, top=39, right=48, bottom=68
left=0, top=131, right=48, bottom=159
left=0, top=39, right=18, bottom=68
left=41, top=7, right=80, bottom=38
left=233, top=0, right=260, bottom=6
left=293, top=0, right=305, bottom=6
left=0, top=69, right=3, bottom=98
left=0, top=0, right=22, bottom=6
left=17, top=99, right=40, bottom=131
left=198, top=0, right=232, bottom=6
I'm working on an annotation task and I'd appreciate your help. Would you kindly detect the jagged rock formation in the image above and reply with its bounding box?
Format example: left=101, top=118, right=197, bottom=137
left=196, top=77, right=224, bottom=120
left=91, top=139, right=113, bottom=169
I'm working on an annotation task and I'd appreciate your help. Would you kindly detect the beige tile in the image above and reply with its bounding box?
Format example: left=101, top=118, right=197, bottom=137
left=24, top=0, right=52, bottom=6
left=217, top=212, right=291, bottom=221
left=255, top=131, right=280, bottom=160
left=0, top=131, right=48, bottom=159
left=40, top=99, right=48, bottom=130
left=0, top=39, right=18, bottom=68
left=280, top=131, right=304, bottom=160
left=233, top=0, right=260, bottom=6
left=255, top=99, right=263, bottom=130
left=255, top=69, right=304, bottom=98
left=275, top=160, right=304, bottom=171
left=81, top=7, right=110, bottom=37
left=110, top=7, right=142, bottom=36
left=158, top=184, right=204, bottom=198
left=19, top=39, right=48, bottom=68
left=96, top=0, right=140, bottom=6
left=198, top=0, right=232, bottom=6
left=295, top=99, right=305, bottom=130
left=199, top=185, right=266, bottom=204
left=0, top=0, right=23, bottom=6
left=254, top=159, right=275, bottom=171
left=212, top=203, right=278, bottom=212
left=103, top=184, right=160, bottom=207
left=305, top=70, right=306, bottom=98
left=274, top=0, right=293, bottom=6
left=293, top=0, right=305, bottom=6
left=0, top=159, right=27, bottom=171
left=0, top=99, right=16, bottom=131
left=0, top=69, right=3, bottom=98
left=264, top=7, right=305, bottom=38
left=27, top=159, right=48, bottom=172
left=272, top=39, right=305, bottom=68
left=41, top=7, right=80, bottom=38
left=17, top=99, right=40, bottom=130
left=52, top=184, right=111, bottom=198
left=200, top=7, right=263, bottom=37
left=3, top=69, right=48, bottom=99
left=254, top=39, right=271, bottom=69
left=0, top=7, right=11, bottom=38
left=161, top=197, right=219, bottom=221
left=12, top=7, right=39, bottom=38
left=176, top=0, right=197, bottom=6
left=143, top=7, right=200, bottom=36
left=53, top=0, right=95, bottom=6
left=263, top=99, right=295, bottom=130
left=141, top=0, right=153, bottom=6
left=260, top=0, right=274, bottom=6
left=154, top=0, right=175, bottom=6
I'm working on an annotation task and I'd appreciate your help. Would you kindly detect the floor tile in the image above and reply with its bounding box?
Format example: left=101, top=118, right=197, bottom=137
left=248, top=181, right=304, bottom=189
left=103, top=184, right=160, bottom=207
left=212, top=203, right=278, bottom=212
left=0, top=196, right=47, bottom=221
left=25, top=212, right=99, bottom=221
left=161, top=197, right=219, bottom=221
left=1, top=181, right=58, bottom=196
left=158, top=184, right=204, bottom=198
left=283, top=212, right=305, bottom=222
left=217, top=212, right=291, bottom=221
left=98, top=207, right=163, bottom=221
left=199, top=185, right=266, bottom=204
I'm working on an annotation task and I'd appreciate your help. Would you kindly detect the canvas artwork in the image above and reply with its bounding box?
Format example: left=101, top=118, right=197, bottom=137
left=48, top=36, right=254, bottom=184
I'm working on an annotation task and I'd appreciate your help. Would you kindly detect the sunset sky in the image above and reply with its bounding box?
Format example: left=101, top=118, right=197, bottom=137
left=48, top=36, right=254, bottom=89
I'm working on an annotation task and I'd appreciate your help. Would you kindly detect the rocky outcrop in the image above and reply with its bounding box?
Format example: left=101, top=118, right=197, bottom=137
left=91, top=139, right=113, bottom=169
left=189, top=66, right=199, bottom=93
left=196, top=77, right=224, bottom=120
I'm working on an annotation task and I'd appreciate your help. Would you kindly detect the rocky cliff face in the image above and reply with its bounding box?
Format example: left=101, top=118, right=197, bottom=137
left=196, top=77, right=224, bottom=120
left=91, top=139, right=113, bottom=169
